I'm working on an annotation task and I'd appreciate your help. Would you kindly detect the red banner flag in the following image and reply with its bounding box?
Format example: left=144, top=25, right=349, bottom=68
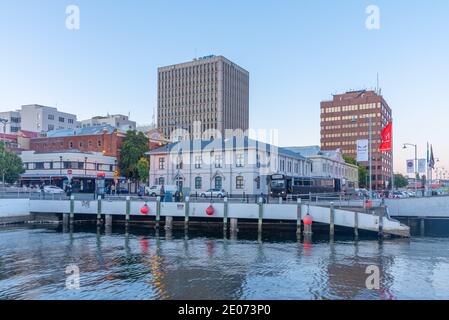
left=379, top=121, right=392, bottom=152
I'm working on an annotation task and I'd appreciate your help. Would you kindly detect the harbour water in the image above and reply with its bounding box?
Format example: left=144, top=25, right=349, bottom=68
left=0, top=225, right=448, bottom=300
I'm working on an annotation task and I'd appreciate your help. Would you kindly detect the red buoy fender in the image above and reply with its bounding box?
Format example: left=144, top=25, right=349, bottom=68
left=303, top=214, right=313, bottom=225
left=140, top=204, right=149, bottom=215
left=206, top=205, right=215, bottom=216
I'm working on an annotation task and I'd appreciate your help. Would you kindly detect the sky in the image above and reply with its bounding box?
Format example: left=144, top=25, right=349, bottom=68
left=0, top=0, right=448, bottom=174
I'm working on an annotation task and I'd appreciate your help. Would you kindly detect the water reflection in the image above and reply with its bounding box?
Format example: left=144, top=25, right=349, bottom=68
left=0, top=225, right=448, bottom=300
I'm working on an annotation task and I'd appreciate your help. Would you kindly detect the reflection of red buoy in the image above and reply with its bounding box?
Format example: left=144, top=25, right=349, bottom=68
left=303, top=214, right=313, bottom=225
left=206, top=205, right=215, bottom=216
left=303, top=238, right=312, bottom=256
left=140, top=204, right=149, bottom=215
left=140, top=238, right=149, bottom=254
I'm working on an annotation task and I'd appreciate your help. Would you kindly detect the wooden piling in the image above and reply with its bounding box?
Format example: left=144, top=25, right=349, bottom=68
left=165, top=216, right=173, bottom=230
left=258, top=197, right=264, bottom=234
left=63, top=213, right=69, bottom=227
left=354, top=211, right=359, bottom=237
left=330, top=202, right=335, bottom=236
left=125, top=196, right=131, bottom=226
left=156, top=197, right=161, bottom=228
left=96, top=195, right=102, bottom=226
left=105, top=214, right=112, bottom=227
left=223, top=197, right=228, bottom=232
left=296, top=198, right=302, bottom=235
left=69, top=195, right=75, bottom=225
left=184, top=196, right=190, bottom=229
left=230, top=218, right=238, bottom=233
left=420, top=218, right=425, bottom=236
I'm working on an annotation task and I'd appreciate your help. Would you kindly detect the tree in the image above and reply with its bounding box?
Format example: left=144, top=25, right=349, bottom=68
left=0, top=141, right=25, bottom=184
left=136, top=157, right=149, bottom=184
left=119, top=131, right=149, bottom=180
left=343, top=155, right=367, bottom=188
left=394, top=173, right=409, bottom=188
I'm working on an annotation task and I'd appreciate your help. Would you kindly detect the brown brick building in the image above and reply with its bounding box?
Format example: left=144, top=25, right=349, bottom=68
left=30, top=127, right=125, bottom=158
left=320, top=90, right=393, bottom=190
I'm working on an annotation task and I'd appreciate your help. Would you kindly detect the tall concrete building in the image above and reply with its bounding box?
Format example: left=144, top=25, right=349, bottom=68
left=320, top=90, right=393, bottom=190
left=157, top=55, right=249, bottom=140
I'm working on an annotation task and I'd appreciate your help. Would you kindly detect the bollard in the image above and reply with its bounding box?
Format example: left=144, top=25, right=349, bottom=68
left=165, top=216, right=173, bottom=230
left=258, top=197, right=264, bottom=234
left=69, top=195, right=75, bottom=225
left=330, top=202, right=335, bottom=236
left=156, top=196, right=161, bottom=228
left=296, top=198, right=302, bottom=235
left=223, top=197, right=228, bottom=231
left=303, top=205, right=313, bottom=235
left=278, top=197, right=282, bottom=204
left=184, top=196, right=190, bottom=229
left=97, top=195, right=102, bottom=226
left=125, top=196, right=131, bottom=225
left=354, top=211, right=359, bottom=237
left=378, top=210, right=384, bottom=238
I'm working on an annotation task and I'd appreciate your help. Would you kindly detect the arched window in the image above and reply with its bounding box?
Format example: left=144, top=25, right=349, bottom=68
left=195, top=177, right=202, bottom=189
left=215, top=176, right=222, bottom=190
left=236, top=176, right=244, bottom=189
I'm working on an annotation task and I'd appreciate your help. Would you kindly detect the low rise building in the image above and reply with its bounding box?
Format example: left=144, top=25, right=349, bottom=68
left=147, top=138, right=312, bottom=196
left=30, top=125, right=125, bottom=158
left=20, top=150, right=119, bottom=192
left=285, top=146, right=359, bottom=189
left=79, top=114, right=137, bottom=132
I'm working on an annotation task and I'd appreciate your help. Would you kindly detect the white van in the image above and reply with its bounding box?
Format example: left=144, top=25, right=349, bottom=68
left=145, top=185, right=178, bottom=196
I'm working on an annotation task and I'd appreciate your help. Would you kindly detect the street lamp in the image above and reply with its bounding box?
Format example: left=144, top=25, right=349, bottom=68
left=403, top=143, right=418, bottom=195
left=0, top=118, right=9, bottom=191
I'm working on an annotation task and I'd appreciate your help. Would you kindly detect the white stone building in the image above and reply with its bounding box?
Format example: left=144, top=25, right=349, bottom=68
left=147, top=138, right=312, bottom=196
left=285, top=146, right=359, bottom=189
left=0, top=111, right=21, bottom=134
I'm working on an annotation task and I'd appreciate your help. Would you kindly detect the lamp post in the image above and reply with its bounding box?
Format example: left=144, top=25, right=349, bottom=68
left=403, top=143, right=418, bottom=196
left=0, top=118, right=9, bottom=191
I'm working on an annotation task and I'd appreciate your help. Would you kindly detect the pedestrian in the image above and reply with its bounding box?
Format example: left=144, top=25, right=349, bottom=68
left=174, top=190, right=180, bottom=202
left=40, top=183, right=45, bottom=199
left=160, top=185, right=166, bottom=202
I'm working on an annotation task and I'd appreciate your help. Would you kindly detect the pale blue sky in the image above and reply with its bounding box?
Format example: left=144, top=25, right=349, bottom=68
left=1, top=0, right=448, bottom=173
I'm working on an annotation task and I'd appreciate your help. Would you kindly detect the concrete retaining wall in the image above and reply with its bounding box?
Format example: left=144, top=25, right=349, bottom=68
left=386, top=197, right=449, bottom=217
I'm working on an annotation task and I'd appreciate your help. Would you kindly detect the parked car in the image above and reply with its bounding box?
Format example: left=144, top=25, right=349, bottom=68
left=145, top=185, right=177, bottom=197
left=200, top=189, right=226, bottom=198
left=43, top=185, right=65, bottom=194
left=388, top=191, right=406, bottom=199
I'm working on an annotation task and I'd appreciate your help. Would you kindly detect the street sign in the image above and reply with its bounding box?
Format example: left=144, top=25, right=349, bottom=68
left=356, top=140, right=369, bottom=162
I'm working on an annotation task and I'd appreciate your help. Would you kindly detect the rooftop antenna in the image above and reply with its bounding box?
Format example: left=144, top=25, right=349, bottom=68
left=376, top=73, right=380, bottom=94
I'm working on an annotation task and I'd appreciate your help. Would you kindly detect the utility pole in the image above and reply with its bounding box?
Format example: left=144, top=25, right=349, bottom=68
left=369, top=117, right=373, bottom=197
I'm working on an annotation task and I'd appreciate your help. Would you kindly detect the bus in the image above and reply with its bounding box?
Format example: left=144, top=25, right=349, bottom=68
left=269, top=174, right=341, bottom=199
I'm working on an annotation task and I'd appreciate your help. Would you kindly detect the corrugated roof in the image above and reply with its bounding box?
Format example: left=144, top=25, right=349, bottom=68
left=46, top=125, right=116, bottom=137
left=148, top=137, right=308, bottom=161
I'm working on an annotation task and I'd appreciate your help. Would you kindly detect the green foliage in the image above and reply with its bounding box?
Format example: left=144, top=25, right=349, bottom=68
left=358, top=165, right=368, bottom=188
left=394, top=173, right=409, bottom=188
left=343, top=155, right=357, bottom=166
left=136, top=157, right=149, bottom=183
left=0, top=141, right=25, bottom=184
left=118, top=131, right=149, bottom=180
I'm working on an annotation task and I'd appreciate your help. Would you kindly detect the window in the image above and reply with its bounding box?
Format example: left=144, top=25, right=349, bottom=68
left=59, top=117, right=65, bottom=123
left=215, top=155, right=222, bottom=168
left=97, top=140, right=102, bottom=147
left=236, top=154, right=244, bottom=167
left=158, top=177, right=165, bottom=185
left=159, top=158, right=165, bottom=170
left=176, top=156, right=183, bottom=169
left=215, top=176, right=222, bottom=190
left=48, top=114, right=54, bottom=120
left=48, top=124, right=54, bottom=131
left=195, top=177, right=202, bottom=189
left=69, top=141, right=74, bottom=148
left=68, top=119, right=74, bottom=124
left=256, top=176, right=261, bottom=189
left=236, top=176, right=244, bottom=189
left=195, top=156, right=202, bottom=169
